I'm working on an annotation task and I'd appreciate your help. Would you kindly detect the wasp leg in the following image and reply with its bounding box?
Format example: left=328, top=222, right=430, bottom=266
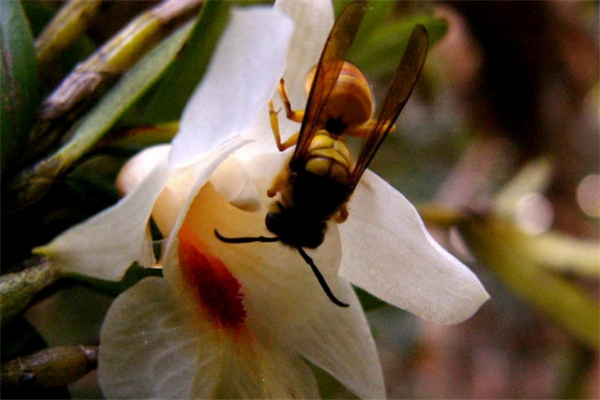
left=269, top=100, right=299, bottom=152
left=346, top=119, right=397, bottom=138
left=277, top=78, right=304, bottom=123
left=334, top=203, right=349, bottom=223
left=267, top=167, right=289, bottom=198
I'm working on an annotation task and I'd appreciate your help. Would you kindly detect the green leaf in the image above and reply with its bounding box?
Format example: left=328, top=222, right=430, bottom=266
left=353, top=14, right=448, bottom=77
left=1, top=0, right=40, bottom=178
left=98, top=122, right=179, bottom=155
left=459, top=216, right=600, bottom=350
left=23, top=1, right=97, bottom=95
left=58, top=25, right=194, bottom=166
left=344, top=0, right=395, bottom=53
left=139, top=0, right=235, bottom=124
left=3, top=23, right=194, bottom=213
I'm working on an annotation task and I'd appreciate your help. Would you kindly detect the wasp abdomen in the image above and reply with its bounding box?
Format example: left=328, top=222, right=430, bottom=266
left=306, top=62, right=374, bottom=130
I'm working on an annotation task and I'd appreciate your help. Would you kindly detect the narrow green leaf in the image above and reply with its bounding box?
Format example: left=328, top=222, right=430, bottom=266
left=140, top=0, right=235, bottom=124
left=97, top=122, right=179, bottom=154
left=23, top=0, right=97, bottom=92
left=459, top=216, right=600, bottom=350
left=57, top=25, right=194, bottom=168
left=3, top=23, right=193, bottom=213
left=23, top=0, right=202, bottom=165
left=0, top=0, right=40, bottom=178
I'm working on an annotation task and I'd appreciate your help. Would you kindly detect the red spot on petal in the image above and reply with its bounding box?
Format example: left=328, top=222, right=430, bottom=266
left=178, top=223, right=246, bottom=330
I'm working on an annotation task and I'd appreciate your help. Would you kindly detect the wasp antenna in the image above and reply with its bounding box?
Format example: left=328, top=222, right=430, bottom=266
left=296, top=247, right=349, bottom=308
left=214, top=229, right=279, bottom=244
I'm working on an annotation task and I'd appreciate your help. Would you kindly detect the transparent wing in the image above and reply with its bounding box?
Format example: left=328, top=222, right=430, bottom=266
left=350, top=24, right=429, bottom=186
left=290, top=0, right=367, bottom=167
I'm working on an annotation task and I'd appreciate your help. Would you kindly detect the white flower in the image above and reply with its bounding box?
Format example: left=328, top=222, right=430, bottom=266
left=36, top=0, right=489, bottom=398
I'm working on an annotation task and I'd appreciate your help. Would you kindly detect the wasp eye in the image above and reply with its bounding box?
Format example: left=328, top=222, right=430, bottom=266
left=265, top=212, right=282, bottom=236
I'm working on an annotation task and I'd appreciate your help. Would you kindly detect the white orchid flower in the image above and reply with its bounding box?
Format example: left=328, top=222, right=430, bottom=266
left=36, top=0, right=489, bottom=398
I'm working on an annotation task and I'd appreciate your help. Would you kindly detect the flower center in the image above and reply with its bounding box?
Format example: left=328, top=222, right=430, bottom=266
left=178, top=222, right=246, bottom=331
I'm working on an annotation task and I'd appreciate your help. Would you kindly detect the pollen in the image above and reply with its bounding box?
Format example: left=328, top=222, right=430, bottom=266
left=178, top=223, right=246, bottom=331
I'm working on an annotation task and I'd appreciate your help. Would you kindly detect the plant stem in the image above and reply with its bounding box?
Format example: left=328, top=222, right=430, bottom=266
left=35, top=0, right=102, bottom=63
left=0, top=258, right=61, bottom=327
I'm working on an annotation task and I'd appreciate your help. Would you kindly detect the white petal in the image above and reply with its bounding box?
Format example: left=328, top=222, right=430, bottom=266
left=275, top=0, right=334, bottom=105
left=100, top=277, right=320, bottom=399
left=99, top=278, right=222, bottom=398
left=286, top=280, right=386, bottom=399
left=35, top=155, right=172, bottom=281
left=242, top=0, right=334, bottom=156
left=153, top=127, right=253, bottom=238
left=215, top=330, right=319, bottom=398
left=339, top=171, right=490, bottom=324
left=171, top=7, right=294, bottom=168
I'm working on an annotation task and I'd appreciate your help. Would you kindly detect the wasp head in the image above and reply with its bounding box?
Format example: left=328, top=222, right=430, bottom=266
left=266, top=204, right=326, bottom=249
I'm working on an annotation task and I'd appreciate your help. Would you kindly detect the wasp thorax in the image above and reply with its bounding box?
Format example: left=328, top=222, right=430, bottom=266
left=305, top=133, right=352, bottom=184
left=305, top=62, right=374, bottom=130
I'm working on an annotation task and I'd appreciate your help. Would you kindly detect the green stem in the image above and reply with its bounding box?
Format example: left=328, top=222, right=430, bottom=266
left=3, top=23, right=194, bottom=214
left=35, top=0, right=102, bottom=63
left=28, top=0, right=203, bottom=160
left=0, top=259, right=62, bottom=328
left=1, top=345, right=98, bottom=392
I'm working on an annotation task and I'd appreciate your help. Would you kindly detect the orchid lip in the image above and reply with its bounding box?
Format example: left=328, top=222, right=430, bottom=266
left=214, top=229, right=349, bottom=308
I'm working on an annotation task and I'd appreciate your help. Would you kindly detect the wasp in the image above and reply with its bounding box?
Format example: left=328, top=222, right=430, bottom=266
left=216, top=0, right=429, bottom=307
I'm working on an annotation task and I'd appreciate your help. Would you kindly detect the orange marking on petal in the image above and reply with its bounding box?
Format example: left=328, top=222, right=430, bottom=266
left=178, top=222, right=246, bottom=331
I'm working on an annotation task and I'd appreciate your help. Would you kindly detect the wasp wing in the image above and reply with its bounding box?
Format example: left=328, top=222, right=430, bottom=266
left=291, top=0, right=367, bottom=167
left=350, top=24, right=429, bottom=186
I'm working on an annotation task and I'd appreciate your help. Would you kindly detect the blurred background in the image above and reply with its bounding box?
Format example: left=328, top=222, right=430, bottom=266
left=365, top=1, right=599, bottom=398
left=2, top=0, right=598, bottom=398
